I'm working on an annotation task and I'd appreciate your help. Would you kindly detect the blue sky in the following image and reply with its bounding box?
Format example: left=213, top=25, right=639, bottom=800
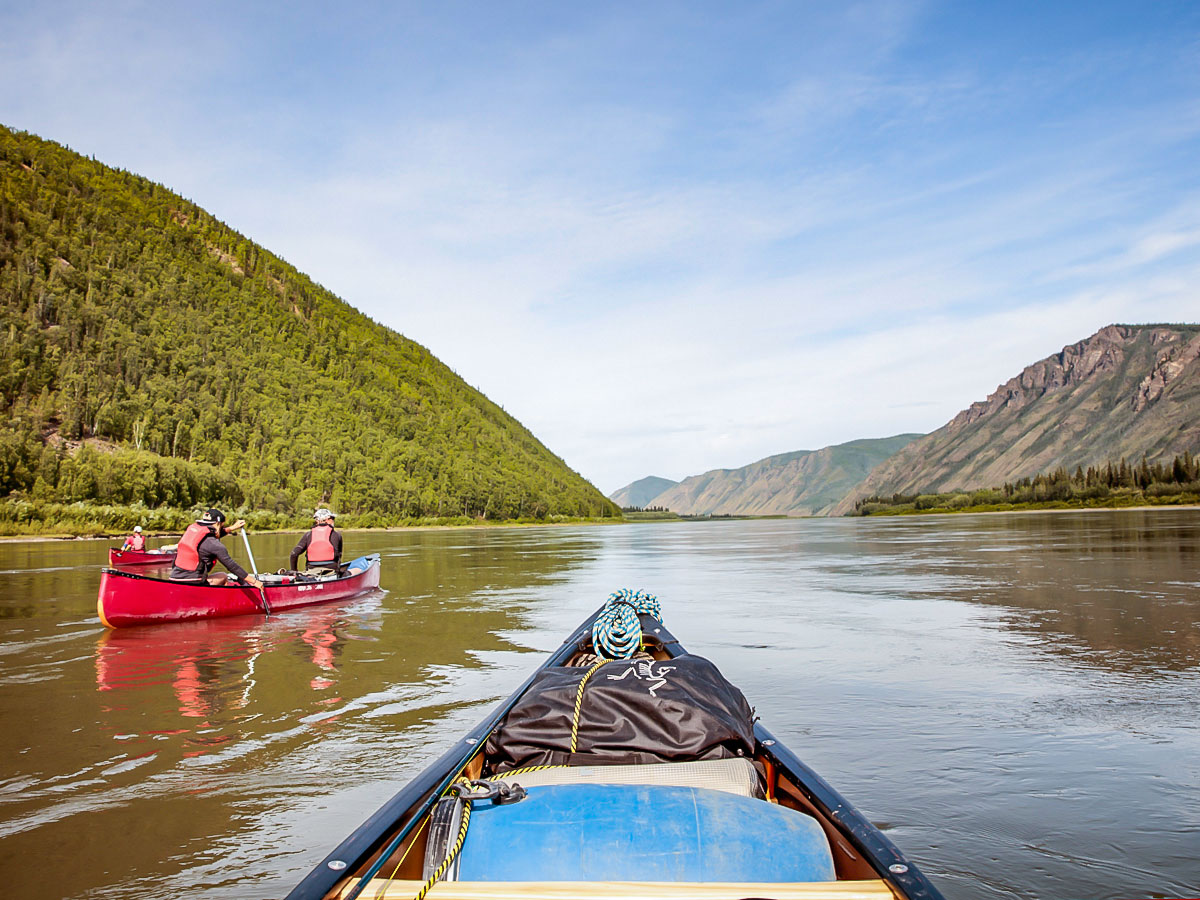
left=3, top=1, right=1199, bottom=493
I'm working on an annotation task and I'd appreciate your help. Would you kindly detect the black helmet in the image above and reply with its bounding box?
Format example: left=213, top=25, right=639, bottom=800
left=201, top=509, right=226, bottom=524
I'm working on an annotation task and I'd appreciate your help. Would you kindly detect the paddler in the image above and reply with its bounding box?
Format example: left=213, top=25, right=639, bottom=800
left=169, top=509, right=264, bottom=589
left=121, top=525, right=146, bottom=551
left=288, top=508, right=343, bottom=574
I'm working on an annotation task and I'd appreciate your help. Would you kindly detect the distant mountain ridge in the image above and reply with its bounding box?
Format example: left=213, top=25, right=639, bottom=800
left=646, top=434, right=922, bottom=517
left=833, top=324, right=1200, bottom=514
left=610, top=476, right=678, bottom=508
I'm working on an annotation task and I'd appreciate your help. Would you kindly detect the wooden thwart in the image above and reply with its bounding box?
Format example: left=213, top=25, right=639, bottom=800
left=337, top=879, right=898, bottom=900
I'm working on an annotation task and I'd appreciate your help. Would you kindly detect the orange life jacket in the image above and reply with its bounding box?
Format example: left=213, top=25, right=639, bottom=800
left=174, top=522, right=215, bottom=573
left=128, top=533, right=145, bottom=551
left=308, top=523, right=336, bottom=564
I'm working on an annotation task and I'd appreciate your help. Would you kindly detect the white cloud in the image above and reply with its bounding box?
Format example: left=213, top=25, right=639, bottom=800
left=3, top=1, right=1199, bottom=496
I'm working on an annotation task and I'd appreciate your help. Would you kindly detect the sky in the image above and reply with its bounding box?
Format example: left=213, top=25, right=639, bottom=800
left=3, top=1, right=1199, bottom=494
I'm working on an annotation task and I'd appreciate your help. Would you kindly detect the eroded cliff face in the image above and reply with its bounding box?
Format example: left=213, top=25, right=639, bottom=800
left=1133, top=329, right=1200, bottom=413
left=833, top=324, right=1200, bottom=515
left=951, top=325, right=1132, bottom=428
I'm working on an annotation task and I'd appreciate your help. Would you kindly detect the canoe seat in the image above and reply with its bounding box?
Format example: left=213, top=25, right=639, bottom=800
left=454, top=783, right=835, bottom=883
left=491, top=758, right=763, bottom=798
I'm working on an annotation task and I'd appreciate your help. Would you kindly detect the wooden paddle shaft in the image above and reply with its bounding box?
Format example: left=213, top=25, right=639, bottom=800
left=239, top=528, right=260, bottom=576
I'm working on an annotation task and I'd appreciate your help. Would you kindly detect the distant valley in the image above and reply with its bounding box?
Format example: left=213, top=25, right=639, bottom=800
left=616, top=434, right=921, bottom=517
left=611, top=476, right=678, bottom=509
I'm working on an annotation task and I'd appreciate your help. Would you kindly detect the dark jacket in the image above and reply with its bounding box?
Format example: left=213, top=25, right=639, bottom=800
left=290, top=527, right=343, bottom=569
left=169, top=530, right=250, bottom=582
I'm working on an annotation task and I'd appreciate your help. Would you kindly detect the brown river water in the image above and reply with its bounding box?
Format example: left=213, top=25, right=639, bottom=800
left=0, top=511, right=1198, bottom=899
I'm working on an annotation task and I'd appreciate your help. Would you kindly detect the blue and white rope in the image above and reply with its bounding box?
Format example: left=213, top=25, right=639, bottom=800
left=591, top=589, right=661, bottom=659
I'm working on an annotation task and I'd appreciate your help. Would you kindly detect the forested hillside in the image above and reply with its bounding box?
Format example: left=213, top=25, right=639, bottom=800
left=0, top=125, right=619, bottom=527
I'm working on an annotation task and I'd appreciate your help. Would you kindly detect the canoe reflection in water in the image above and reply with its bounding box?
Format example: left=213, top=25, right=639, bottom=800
left=94, top=597, right=382, bottom=724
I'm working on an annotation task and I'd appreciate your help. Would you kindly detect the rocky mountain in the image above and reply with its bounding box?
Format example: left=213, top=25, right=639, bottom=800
left=649, top=434, right=922, bottom=517
left=0, top=124, right=619, bottom=522
left=832, top=324, right=1200, bottom=514
left=610, top=476, right=678, bottom=509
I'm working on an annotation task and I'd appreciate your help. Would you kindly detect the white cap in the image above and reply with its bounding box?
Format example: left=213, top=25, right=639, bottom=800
left=134, top=526, right=143, bottom=532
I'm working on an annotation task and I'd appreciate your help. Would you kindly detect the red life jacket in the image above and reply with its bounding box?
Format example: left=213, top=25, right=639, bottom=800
left=174, top=522, right=214, bottom=573
left=308, top=524, right=336, bottom=564
left=128, top=533, right=145, bottom=551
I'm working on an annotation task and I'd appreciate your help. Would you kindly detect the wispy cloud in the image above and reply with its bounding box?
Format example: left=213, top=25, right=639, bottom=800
left=3, top=1, right=1199, bottom=492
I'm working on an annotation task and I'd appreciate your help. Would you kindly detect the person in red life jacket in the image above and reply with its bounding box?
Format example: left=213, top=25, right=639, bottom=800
left=121, top=525, right=146, bottom=551
left=169, top=509, right=264, bottom=588
left=289, top=508, right=343, bottom=572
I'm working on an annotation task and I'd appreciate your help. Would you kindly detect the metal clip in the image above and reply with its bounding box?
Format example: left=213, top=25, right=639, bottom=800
left=450, top=779, right=527, bottom=805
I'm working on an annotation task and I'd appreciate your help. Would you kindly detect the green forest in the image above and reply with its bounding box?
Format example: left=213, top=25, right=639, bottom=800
left=852, top=453, right=1200, bottom=516
left=0, top=125, right=620, bottom=533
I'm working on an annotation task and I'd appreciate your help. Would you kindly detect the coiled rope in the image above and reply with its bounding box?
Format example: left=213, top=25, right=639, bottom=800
left=591, top=589, right=660, bottom=659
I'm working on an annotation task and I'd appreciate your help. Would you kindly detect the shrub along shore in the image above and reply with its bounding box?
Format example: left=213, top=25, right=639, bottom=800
left=853, top=453, right=1200, bottom=516
left=0, top=497, right=619, bottom=538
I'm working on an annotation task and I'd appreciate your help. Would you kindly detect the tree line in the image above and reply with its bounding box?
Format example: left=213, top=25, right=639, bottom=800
left=853, top=452, right=1200, bottom=515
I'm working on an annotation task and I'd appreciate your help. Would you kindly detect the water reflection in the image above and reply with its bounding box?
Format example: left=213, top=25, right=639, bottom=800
left=851, top=512, right=1200, bottom=674
left=94, top=600, right=370, bottom=725
left=1, top=515, right=1197, bottom=900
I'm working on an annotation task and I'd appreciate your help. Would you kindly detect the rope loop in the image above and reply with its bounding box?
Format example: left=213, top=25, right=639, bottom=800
left=591, top=589, right=661, bottom=659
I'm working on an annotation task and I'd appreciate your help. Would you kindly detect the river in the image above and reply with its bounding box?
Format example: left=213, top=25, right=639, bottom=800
left=0, top=510, right=1197, bottom=899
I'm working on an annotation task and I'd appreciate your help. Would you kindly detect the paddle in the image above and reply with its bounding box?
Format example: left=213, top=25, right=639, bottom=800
left=238, top=527, right=271, bottom=616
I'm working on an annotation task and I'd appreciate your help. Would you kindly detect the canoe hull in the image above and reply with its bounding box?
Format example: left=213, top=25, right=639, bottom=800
left=97, top=554, right=382, bottom=628
left=285, top=606, right=945, bottom=900
left=108, top=548, right=175, bottom=567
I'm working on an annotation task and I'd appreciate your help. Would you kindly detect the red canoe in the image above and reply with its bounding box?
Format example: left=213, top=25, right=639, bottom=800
left=108, top=547, right=176, bottom=567
left=97, top=554, right=382, bottom=628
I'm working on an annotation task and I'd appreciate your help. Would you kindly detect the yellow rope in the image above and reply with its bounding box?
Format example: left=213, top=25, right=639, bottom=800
left=405, top=663, right=607, bottom=900
left=570, top=660, right=606, bottom=754
left=493, top=763, right=561, bottom=778
left=412, top=796, right=472, bottom=900
left=374, top=814, right=429, bottom=895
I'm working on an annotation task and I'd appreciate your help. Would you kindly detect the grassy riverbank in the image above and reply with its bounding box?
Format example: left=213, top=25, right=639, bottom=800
left=0, top=497, right=622, bottom=538
left=854, top=454, right=1200, bottom=517
left=857, top=488, right=1200, bottom=516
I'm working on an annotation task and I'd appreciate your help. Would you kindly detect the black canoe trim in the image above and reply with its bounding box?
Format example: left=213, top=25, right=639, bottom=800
left=284, top=608, right=602, bottom=900
left=285, top=609, right=944, bottom=900
left=753, top=724, right=943, bottom=900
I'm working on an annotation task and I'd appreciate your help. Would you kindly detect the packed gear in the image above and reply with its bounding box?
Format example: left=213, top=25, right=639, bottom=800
left=485, top=652, right=755, bottom=771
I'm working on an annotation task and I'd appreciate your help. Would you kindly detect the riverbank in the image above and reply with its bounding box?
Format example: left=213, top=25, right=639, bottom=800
left=859, top=495, right=1200, bottom=516
left=0, top=498, right=624, bottom=539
